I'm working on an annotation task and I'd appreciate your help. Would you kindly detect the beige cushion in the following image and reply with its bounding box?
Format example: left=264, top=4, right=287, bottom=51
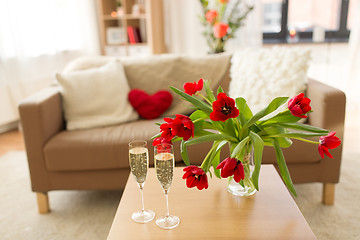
left=229, top=46, right=311, bottom=113
left=56, top=60, right=138, bottom=130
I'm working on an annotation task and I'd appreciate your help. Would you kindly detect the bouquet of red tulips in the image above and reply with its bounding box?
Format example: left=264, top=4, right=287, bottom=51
left=198, top=0, right=254, bottom=53
left=152, top=79, right=341, bottom=196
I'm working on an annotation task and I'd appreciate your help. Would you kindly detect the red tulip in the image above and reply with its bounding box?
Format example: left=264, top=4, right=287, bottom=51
left=288, top=93, right=312, bottom=118
left=182, top=166, right=208, bottom=190
left=184, top=78, right=204, bottom=96
left=205, top=10, right=218, bottom=24
left=216, top=157, right=245, bottom=182
left=318, top=131, right=341, bottom=158
left=213, top=22, right=229, bottom=38
left=219, top=0, right=229, bottom=3
left=210, top=93, right=239, bottom=121
left=152, top=136, right=172, bottom=147
left=169, top=114, right=194, bottom=141
left=160, top=118, right=175, bottom=142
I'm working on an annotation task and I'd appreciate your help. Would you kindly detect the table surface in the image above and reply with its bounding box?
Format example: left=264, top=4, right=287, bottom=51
left=107, top=165, right=316, bottom=240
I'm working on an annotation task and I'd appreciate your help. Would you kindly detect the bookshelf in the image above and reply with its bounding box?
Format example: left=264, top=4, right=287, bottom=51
left=97, top=0, right=166, bottom=56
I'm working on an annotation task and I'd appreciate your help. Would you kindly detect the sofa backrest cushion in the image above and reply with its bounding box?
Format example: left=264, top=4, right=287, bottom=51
left=56, top=59, right=138, bottom=130
left=63, top=53, right=232, bottom=117
left=229, top=46, right=311, bottom=113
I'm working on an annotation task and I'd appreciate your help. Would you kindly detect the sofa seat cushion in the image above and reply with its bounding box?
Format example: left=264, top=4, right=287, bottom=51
left=44, top=119, right=161, bottom=172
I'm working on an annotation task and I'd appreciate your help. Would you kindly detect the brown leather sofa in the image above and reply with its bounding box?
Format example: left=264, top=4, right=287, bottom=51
left=18, top=55, right=346, bottom=214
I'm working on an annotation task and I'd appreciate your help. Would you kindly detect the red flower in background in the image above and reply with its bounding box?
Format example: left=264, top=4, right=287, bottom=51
left=318, top=131, right=341, bottom=158
left=219, top=0, right=229, bottom=3
left=210, top=93, right=239, bottom=122
left=169, top=114, right=194, bottom=141
left=213, top=22, right=229, bottom=38
left=182, top=166, right=208, bottom=190
left=216, top=157, right=245, bottom=182
left=184, top=79, right=204, bottom=96
left=205, top=10, right=218, bottom=24
left=288, top=93, right=311, bottom=118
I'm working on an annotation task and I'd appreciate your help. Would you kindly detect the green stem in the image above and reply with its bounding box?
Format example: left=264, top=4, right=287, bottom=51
left=192, top=118, right=206, bottom=123
left=234, top=118, right=242, bottom=137
left=293, top=137, right=319, bottom=144
left=197, top=93, right=213, bottom=105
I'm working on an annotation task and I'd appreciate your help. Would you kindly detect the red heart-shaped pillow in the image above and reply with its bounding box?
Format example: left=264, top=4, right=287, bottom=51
left=128, top=89, right=173, bottom=119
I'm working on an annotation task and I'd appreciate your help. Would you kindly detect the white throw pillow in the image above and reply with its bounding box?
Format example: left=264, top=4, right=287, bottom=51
left=229, top=47, right=311, bottom=113
left=56, top=59, right=138, bottom=130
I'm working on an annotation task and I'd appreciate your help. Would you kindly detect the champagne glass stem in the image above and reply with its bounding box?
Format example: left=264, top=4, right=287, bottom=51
left=139, top=184, right=145, bottom=212
left=165, top=190, right=170, bottom=217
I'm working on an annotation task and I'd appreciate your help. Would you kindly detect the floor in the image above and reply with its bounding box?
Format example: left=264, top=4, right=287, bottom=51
left=0, top=130, right=24, bottom=157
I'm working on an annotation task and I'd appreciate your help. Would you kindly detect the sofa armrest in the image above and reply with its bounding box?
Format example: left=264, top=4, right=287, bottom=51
left=307, top=79, right=346, bottom=140
left=307, top=79, right=345, bottom=180
left=18, top=86, right=64, bottom=192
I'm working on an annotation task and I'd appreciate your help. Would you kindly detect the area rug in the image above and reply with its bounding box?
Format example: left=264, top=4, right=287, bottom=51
left=0, top=151, right=359, bottom=240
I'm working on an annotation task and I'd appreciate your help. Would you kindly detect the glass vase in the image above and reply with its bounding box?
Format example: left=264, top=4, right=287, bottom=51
left=208, top=38, right=225, bottom=54
left=227, top=152, right=257, bottom=196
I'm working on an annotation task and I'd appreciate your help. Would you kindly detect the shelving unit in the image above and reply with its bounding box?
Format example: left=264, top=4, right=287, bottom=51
left=97, top=0, right=166, bottom=56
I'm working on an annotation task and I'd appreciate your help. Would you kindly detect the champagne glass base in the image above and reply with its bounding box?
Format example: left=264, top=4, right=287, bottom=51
left=156, top=215, right=180, bottom=229
left=131, top=209, right=155, bottom=223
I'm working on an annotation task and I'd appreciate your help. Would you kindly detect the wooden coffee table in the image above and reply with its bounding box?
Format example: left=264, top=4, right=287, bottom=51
left=107, top=165, right=316, bottom=240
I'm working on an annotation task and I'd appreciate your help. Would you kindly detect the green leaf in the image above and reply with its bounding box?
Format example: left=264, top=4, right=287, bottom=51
left=263, top=137, right=293, bottom=148
left=243, top=97, right=288, bottom=129
left=208, top=140, right=228, bottom=175
left=223, top=119, right=237, bottom=138
left=190, top=110, right=208, bottom=121
left=185, top=133, right=237, bottom=146
left=260, top=110, right=301, bottom=124
left=275, top=122, right=329, bottom=133
left=204, top=80, right=216, bottom=103
left=211, top=120, right=224, bottom=131
left=231, top=136, right=250, bottom=158
left=171, top=137, right=182, bottom=142
left=194, top=129, right=214, bottom=138
left=151, top=132, right=161, bottom=140
left=273, top=139, right=297, bottom=196
left=249, top=131, right=264, bottom=191
left=257, top=126, right=292, bottom=148
left=170, top=86, right=213, bottom=115
left=235, top=97, right=253, bottom=125
left=217, top=86, right=224, bottom=94
left=270, top=132, right=327, bottom=138
left=202, top=142, right=218, bottom=172
left=202, top=121, right=219, bottom=130
left=180, top=140, right=190, bottom=166
left=212, top=151, right=221, bottom=178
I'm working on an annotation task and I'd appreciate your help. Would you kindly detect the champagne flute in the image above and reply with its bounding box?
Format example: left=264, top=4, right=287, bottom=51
left=154, top=143, right=180, bottom=229
left=128, top=140, right=155, bottom=223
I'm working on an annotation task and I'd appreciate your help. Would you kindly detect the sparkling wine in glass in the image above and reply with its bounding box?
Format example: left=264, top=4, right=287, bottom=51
left=129, top=140, right=155, bottom=223
left=154, top=143, right=180, bottom=229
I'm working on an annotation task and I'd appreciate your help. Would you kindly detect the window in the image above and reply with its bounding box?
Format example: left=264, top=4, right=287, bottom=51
left=263, top=0, right=353, bottom=43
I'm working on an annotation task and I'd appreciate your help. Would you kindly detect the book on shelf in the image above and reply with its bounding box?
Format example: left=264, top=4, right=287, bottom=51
left=127, top=26, right=142, bottom=44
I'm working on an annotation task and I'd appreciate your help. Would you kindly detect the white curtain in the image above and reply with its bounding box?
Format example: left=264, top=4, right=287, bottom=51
left=0, top=0, right=100, bottom=128
left=347, top=0, right=360, bottom=107
left=226, top=0, right=264, bottom=51
left=163, top=0, right=263, bottom=56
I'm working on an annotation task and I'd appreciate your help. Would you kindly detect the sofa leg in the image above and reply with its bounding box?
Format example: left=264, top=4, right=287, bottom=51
left=36, top=192, right=50, bottom=214
left=322, top=183, right=335, bottom=205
